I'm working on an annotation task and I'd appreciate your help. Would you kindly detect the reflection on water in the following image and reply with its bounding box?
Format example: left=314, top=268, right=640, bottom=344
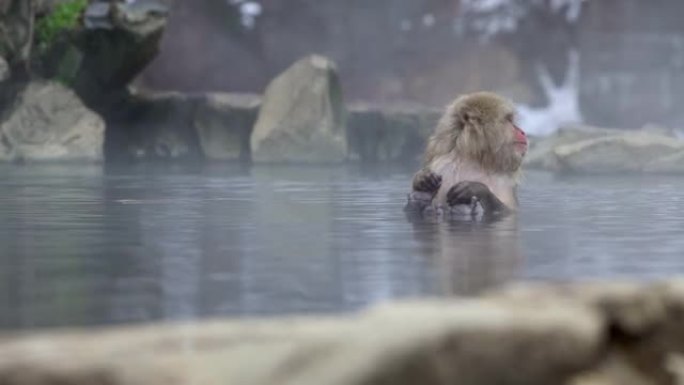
left=0, top=164, right=684, bottom=331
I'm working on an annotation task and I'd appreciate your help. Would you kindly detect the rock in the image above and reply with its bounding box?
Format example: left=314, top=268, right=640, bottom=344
left=251, top=55, right=347, bottom=163
left=0, top=81, right=104, bottom=162
left=524, top=124, right=624, bottom=170
left=0, top=0, right=34, bottom=69
left=0, top=56, right=8, bottom=82
left=492, top=280, right=684, bottom=385
left=107, top=90, right=202, bottom=161
left=66, top=0, right=169, bottom=108
left=552, top=132, right=684, bottom=173
left=643, top=150, right=684, bottom=173
left=195, top=93, right=261, bottom=162
left=347, top=103, right=440, bottom=163
left=0, top=297, right=604, bottom=385
left=525, top=125, right=684, bottom=174
left=7, top=280, right=684, bottom=385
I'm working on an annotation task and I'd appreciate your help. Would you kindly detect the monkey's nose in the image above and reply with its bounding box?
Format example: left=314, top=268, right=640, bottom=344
left=514, top=125, right=527, bottom=143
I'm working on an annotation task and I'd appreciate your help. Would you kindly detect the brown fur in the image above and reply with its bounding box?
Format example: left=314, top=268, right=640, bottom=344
left=419, top=92, right=525, bottom=210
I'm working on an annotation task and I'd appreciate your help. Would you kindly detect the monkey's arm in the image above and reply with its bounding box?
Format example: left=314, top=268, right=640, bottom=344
left=446, top=181, right=509, bottom=214
left=404, top=169, right=442, bottom=214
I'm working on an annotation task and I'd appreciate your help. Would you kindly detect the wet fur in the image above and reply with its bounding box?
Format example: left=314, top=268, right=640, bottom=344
left=411, top=92, right=524, bottom=212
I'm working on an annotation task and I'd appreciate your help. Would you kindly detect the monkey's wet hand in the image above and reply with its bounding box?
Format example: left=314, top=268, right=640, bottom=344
left=412, top=170, right=442, bottom=195
left=446, top=181, right=491, bottom=207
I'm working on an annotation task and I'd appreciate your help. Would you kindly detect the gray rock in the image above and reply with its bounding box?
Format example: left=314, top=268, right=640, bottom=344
left=251, top=55, right=347, bottom=163
left=83, top=2, right=113, bottom=29
left=552, top=132, right=684, bottom=173
left=0, top=0, right=34, bottom=68
left=0, top=81, right=104, bottom=162
left=69, top=0, right=169, bottom=108
left=347, top=103, right=440, bottom=163
left=195, top=93, right=261, bottom=162
left=84, top=1, right=169, bottom=30
left=525, top=124, right=684, bottom=174
left=110, top=90, right=202, bottom=161
left=524, top=124, right=624, bottom=170
left=0, top=56, right=8, bottom=82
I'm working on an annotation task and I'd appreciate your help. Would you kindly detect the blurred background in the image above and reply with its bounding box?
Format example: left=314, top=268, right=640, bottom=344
left=138, top=0, right=684, bottom=131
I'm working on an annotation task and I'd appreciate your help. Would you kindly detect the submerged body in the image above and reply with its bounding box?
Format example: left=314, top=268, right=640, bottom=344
left=405, top=92, right=527, bottom=218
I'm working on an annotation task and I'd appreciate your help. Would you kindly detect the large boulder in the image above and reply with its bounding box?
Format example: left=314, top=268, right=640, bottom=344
left=251, top=55, right=347, bottom=163
left=347, top=103, right=440, bottom=163
left=525, top=124, right=684, bottom=174
left=195, top=93, right=261, bottom=162
left=0, top=81, right=104, bottom=162
left=0, top=293, right=604, bottom=385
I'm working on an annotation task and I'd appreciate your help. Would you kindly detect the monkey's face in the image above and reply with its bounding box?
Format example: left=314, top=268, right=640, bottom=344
left=453, top=93, right=527, bottom=173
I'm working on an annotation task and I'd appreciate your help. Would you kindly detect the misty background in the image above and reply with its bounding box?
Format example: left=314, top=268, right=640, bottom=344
left=136, top=0, right=684, bottom=132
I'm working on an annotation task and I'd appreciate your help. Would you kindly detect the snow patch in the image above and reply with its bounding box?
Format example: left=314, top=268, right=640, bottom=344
left=460, top=0, right=586, bottom=38
left=517, top=50, right=582, bottom=136
left=227, top=0, right=262, bottom=29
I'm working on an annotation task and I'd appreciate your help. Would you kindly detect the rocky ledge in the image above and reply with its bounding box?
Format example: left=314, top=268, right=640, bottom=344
left=525, top=124, right=684, bottom=174
left=1, top=280, right=684, bottom=385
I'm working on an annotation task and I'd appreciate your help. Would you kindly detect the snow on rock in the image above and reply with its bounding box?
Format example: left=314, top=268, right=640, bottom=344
left=517, top=50, right=582, bottom=136
left=459, top=0, right=587, bottom=38
left=227, top=0, right=262, bottom=29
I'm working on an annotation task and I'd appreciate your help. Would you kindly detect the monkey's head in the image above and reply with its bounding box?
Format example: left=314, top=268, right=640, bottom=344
left=438, top=92, right=527, bottom=174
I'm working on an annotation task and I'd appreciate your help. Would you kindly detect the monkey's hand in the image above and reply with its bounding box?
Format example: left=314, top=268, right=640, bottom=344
left=404, top=170, right=442, bottom=216
left=446, top=181, right=506, bottom=214
left=412, top=169, right=442, bottom=195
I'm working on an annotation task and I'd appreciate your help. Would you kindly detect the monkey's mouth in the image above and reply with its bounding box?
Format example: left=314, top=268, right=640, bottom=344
left=514, top=141, right=528, bottom=154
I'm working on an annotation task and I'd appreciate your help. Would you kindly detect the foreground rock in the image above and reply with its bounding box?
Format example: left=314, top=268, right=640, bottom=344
left=0, top=295, right=602, bottom=385
left=525, top=124, right=684, bottom=173
left=3, top=280, right=684, bottom=385
left=251, top=55, right=347, bottom=163
left=347, top=103, right=441, bottom=163
left=0, top=81, right=104, bottom=162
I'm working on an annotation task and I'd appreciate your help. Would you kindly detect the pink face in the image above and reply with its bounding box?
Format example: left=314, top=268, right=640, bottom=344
left=512, top=123, right=527, bottom=155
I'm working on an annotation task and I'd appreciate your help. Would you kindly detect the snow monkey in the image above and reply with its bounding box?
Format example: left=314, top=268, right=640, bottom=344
left=404, top=92, right=528, bottom=218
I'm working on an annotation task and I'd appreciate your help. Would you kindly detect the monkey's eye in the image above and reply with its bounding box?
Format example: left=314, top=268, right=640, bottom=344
left=505, top=113, right=514, bottom=122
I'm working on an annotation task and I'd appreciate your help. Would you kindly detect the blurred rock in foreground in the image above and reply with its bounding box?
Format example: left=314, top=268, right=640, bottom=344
left=0, top=81, right=104, bottom=162
left=525, top=124, right=684, bottom=174
left=251, top=55, right=347, bottom=164
left=3, top=280, right=684, bottom=385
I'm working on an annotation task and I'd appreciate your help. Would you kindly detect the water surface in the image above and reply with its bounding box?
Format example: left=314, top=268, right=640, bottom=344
left=1, top=164, right=683, bottom=331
